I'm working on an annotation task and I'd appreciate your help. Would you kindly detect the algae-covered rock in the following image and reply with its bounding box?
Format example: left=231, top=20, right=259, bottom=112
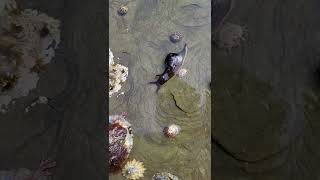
left=157, top=76, right=201, bottom=116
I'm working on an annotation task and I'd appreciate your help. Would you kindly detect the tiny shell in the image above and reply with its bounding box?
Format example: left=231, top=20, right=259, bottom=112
left=109, top=114, right=133, bottom=173
left=215, top=22, right=247, bottom=50
left=163, top=124, right=181, bottom=138
left=169, top=32, right=183, bottom=43
left=109, top=49, right=128, bottom=97
left=177, top=68, right=187, bottom=77
left=118, top=6, right=128, bottom=16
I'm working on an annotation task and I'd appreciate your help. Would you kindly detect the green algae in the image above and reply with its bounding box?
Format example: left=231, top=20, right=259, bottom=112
left=158, top=76, right=201, bottom=115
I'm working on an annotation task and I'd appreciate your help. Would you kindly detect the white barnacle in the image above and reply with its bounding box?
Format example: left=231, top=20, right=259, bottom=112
left=177, top=68, right=188, bottom=77
left=109, top=49, right=128, bottom=97
left=0, top=0, right=61, bottom=109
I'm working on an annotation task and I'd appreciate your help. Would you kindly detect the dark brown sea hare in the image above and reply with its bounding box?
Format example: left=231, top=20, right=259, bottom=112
left=108, top=114, right=133, bottom=173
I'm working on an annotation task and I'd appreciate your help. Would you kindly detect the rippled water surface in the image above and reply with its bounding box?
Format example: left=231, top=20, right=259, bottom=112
left=109, top=0, right=211, bottom=179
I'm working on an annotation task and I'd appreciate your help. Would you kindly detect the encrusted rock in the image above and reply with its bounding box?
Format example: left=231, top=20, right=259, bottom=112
left=109, top=48, right=128, bottom=97
left=0, top=0, right=61, bottom=109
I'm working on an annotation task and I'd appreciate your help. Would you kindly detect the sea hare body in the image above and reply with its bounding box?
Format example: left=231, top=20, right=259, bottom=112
left=109, top=114, right=133, bottom=173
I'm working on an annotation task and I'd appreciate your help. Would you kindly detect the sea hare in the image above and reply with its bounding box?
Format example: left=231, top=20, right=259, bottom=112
left=109, top=114, right=133, bottom=173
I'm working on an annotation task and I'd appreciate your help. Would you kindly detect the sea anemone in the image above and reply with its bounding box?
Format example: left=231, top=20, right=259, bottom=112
left=109, top=114, right=133, bottom=173
left=215, top=22, right=247, bottom=50
left=122, top=159, right=146, bottom=180
left=163, top=124, right=181, bottom=138
left=0, top=73, right=18, bottom=92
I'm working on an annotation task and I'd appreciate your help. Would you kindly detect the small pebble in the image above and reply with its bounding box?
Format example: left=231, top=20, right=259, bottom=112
left=177, top=68, right=188, bottom=77
left=38, top=96, right=48, bottom=104
left=163, top=124, right=181, bottom=138
left=169, top=31, right=183, bottom=43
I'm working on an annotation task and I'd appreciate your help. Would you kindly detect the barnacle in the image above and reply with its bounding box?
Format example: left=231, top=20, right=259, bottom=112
left=0, top=73, right=18, bottom=92
left=0, top=0, right=61, bottom=110
left=118, top=6, right=128, bottom=16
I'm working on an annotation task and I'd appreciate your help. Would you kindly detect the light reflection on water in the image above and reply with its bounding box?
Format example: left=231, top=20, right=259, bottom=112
left=109, top=0, right=211, bottom=179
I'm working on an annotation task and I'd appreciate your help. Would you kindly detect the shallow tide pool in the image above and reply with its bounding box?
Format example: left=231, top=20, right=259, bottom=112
left=109, top=0, right=211, bottom=179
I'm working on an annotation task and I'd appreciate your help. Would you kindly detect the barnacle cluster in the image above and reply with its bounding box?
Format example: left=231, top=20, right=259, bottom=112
left=0, top=0, right=60, bottom=111
left=109, top=48, right=128, bottom=97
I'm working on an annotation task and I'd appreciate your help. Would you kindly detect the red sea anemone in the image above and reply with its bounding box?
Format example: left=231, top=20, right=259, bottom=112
left=109, top=114, right=133, bottom=173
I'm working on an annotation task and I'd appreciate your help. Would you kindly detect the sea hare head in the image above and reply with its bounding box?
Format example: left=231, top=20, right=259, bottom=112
left=109, top=114, right=133, bottom=173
